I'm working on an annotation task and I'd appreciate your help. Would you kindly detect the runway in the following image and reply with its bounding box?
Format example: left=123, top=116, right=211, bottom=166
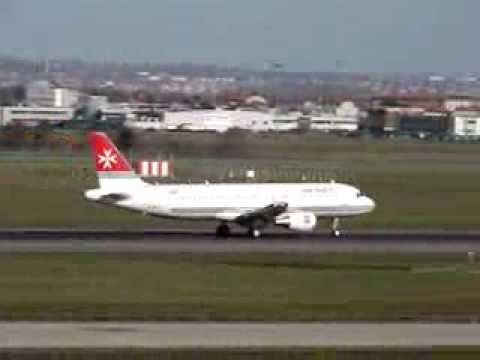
left=1, top=322, right=480, bottom=348
left=0, top=230, right=480, bottom=253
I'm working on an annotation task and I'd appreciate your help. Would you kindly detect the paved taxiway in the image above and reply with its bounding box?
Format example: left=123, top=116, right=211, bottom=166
left=1, top=230, right=480, bottom=253
left=1, top=322, right=480, bottom=348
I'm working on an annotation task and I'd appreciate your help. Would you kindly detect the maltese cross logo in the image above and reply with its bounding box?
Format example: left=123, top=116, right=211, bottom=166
left=98, top=148, right=118, bottom=170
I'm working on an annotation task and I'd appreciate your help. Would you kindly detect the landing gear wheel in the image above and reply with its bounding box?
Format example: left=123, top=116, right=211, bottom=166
left=216, top=223, right=231, bottom=238
left=248, top=228, right=262, bottom=239
left=330, top=217, right=341, bottom=238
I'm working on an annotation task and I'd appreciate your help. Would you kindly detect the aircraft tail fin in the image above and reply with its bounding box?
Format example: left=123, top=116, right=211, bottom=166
left=87, top=131, right=144, bottom=189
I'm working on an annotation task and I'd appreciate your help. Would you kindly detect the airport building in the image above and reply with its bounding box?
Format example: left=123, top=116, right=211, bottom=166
left=26, top=81, right=80, bottom=108
left=310, top=114, right=358, bottom=133
left=396, top=111, right=449, bottom=138
left=125, top=109, right=275, bottom=133
left=124, top=102, right=361, bottom=134
left=449, top=110, right=480, bottom=139
left=305, top=101, right=360, bottom=133
left=364, top=106, right=449, bottom=138
left=0, top=106, right=74, bottom=127
left=98, top=102, right=169, bottom=123
left=444, top=97, right=480, bottom=112
left=271, top=111, right=303, bottom=132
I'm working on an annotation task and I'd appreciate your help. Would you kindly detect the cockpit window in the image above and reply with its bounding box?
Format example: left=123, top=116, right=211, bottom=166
left=357, top=192, right=367, bottom=198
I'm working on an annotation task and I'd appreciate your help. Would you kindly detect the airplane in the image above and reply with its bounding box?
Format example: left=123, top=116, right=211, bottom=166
left=84, top=132, right=375, bottom=238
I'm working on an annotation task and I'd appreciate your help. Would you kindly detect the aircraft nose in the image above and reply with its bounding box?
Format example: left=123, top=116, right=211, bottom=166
left=365, top=196, right=376, bottom=212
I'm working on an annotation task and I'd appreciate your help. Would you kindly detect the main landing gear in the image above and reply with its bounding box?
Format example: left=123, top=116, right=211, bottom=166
left=248, top=227, right=262, bottom=239
left=215, top=222, right=263, bottom=239
left=246, top=219, right=266, bottom=239
left=331, top=217, right=341, bottom=238
left=216, top=223, right=231, bottom=238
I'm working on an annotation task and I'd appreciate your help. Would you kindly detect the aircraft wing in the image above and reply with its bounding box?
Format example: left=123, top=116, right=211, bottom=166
left=234, top=202, right=288, bottom=226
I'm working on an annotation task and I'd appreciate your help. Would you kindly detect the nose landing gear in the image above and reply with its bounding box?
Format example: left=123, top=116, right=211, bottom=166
left=331, top=217, right=341, bottom=238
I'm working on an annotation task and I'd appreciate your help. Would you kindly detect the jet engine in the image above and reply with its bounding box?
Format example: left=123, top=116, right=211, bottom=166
left=275, top=212, right=317, bottom=232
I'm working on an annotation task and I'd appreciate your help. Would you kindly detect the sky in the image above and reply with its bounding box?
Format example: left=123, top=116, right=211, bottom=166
left=0, top=0, right=477, bottom=73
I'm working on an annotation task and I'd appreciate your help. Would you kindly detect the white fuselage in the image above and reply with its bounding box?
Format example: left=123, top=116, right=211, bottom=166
left=85, top=182, right=375, bottom=221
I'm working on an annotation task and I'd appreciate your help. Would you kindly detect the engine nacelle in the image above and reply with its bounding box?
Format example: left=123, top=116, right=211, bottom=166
left=275, top=212, right=317, bottom=232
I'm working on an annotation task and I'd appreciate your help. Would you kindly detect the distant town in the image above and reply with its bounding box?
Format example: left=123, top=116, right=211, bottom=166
left=1, top=56, right=480, bottom=141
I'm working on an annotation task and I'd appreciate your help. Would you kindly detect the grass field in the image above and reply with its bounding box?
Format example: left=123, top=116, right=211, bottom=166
left=0, top=252, right=478, bottom=321
left=1, top=132, right=480, bottom=229
left=1, top=134, right=479, bottom=357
